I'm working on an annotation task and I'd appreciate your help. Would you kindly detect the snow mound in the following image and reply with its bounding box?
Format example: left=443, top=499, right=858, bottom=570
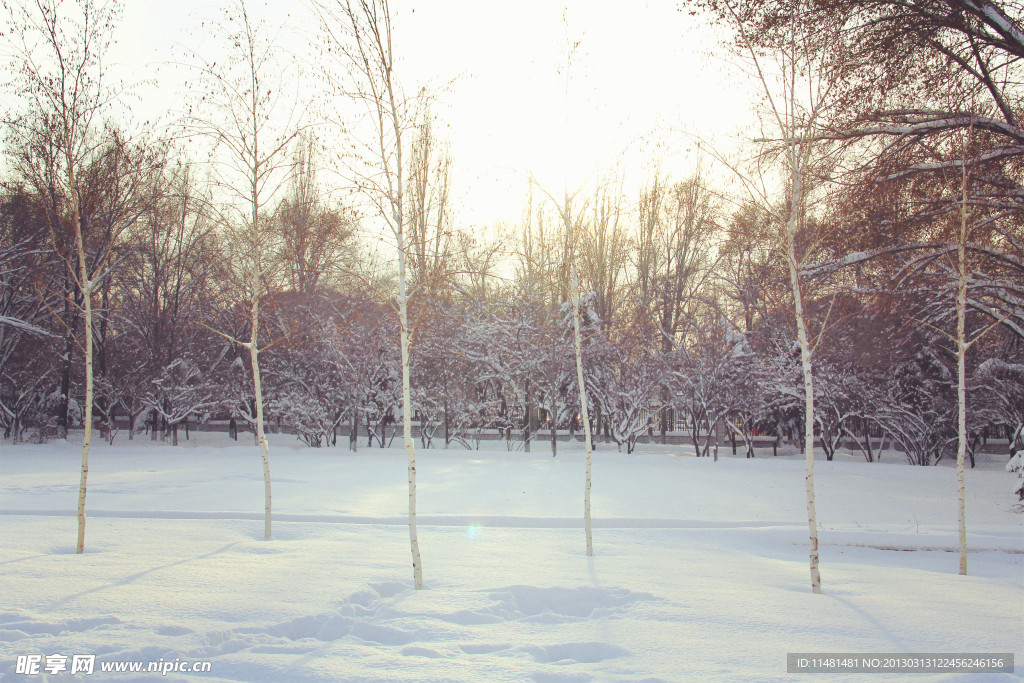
left=521, top=641, right=630, bottom=664
left=0, top=614, right=122, bottom=639
left=482, top=585, right=656, bottom=623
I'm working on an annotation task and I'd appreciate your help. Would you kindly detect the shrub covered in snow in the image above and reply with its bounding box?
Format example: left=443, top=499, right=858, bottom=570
left=1007, top=452, right=1024, bottom=503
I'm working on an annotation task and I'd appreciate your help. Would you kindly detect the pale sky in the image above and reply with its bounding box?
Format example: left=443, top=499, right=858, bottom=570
left=66, top=1, right=756, bottom=228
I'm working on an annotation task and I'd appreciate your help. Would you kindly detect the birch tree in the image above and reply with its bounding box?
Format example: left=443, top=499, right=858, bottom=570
left=183, top=0, right=304, bottom=540
left=564, top=192, right=596, bottom=557
left=919, top=124, right=1013, bottom=573
left=5, top=0, right=160, bottom=553
left=707, top=0, right=854, bottom=593
left=954, top=145, right=973, bottom=573
left=731, top=0, right=1023, bottom=573
left=316, top=0, right=424, bottom=588
left=532, top=17, right=597, bottom=557
left=863, top=117, right=1018, bottom=570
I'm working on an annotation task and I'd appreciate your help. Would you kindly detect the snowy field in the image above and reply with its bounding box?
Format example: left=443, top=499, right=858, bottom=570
left=0, top=434, right=1021, bottom=682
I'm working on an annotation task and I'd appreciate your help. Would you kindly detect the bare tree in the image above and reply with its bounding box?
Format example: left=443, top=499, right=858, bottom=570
left=405, top=106, right=454, bottom=298
left=5, top=0, right=160, bottom=553
left=182, top=0, right=305, bottom=540
left=708, top=0, right=854, bottom=593
left=580, top=178, right=628, bottom=333
left=732, top=0, right=1024, bottom=575
left=316, top=0, right=424, bottom=588
left=514, top=189, right=568, bottom=312
left=276, top=133, right=358, bottom=296
left=532, top=17, right=598, bottom=557
left=633, top=169, right=721, bottom=442
left=528, top=175, right=597, bottom=553
left=0, top=189, right=56, bottom=441
left=717, top=202, right=782, bottom=335
left=927, top=123, right=1015, bottom=573
left=112, top=163, right=218, bottom=441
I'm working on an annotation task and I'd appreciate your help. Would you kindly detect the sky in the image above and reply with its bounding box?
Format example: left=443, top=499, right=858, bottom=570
left=31, top=0, right=759, bottom=229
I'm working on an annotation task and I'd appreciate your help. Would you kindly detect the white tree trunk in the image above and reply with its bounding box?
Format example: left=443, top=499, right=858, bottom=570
left=956, top=163, right=969, bottom=576
left=251, top=340, right=272, bottom=541
left=76, top=274, right=92, bottom=554
left=327, top=0, right=423, bottom=588
left=722, top=0, right=830, bottom=593
left=956, top=280, right=968, bottom=575
left=251, top=221, right=272, bottom=541
left=399, top=263, right=423, bottom=589
left=563, top=201, right=595, bottom=557
left=571, top=278, right=595, bottom=557
left=795, top=295, right=821, bottom=594
left=73, top=184, right=91, bottom=554
left=394, top=91, right=422, bottom=589
left=787, top=222, right=821, bottom=594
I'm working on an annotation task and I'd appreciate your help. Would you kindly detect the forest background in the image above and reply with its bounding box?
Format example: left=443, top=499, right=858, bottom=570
left=1, top=0, right=1021, bottom=474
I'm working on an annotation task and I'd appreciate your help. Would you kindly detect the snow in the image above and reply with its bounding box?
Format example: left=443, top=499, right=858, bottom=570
left=0, top=315, right=52, bottom=337
left=1, top=435, right=1022, bottom=681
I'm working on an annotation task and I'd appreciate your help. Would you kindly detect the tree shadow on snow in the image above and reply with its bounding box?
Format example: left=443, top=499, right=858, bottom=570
left=48, top=542, right=241, bottom=609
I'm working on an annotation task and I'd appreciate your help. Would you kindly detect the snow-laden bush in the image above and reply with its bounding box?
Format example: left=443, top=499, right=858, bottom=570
left=147, top=358, right=218, bottom=445
left=1007, top=453, right=1024, bottom=505
left=585, top=333, right=663, bottom=454
left=270, top=388, right=341, bottom=448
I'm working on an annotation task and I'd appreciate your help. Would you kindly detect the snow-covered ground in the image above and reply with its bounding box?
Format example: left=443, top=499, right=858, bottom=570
left=1, top=434, right=1021, bottom=681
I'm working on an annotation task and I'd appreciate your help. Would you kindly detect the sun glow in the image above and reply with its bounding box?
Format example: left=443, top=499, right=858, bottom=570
left=111, top=0, right=753, bottom=226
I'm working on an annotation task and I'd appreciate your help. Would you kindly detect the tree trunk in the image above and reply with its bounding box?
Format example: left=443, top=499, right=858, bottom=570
left=350, top=407, right=359, bottom=452
left=76, top=279, right=92, bottom=554
left=524, top=380, right=532, bottom=452
left=660, top=387, right=669, bottom=444
left=106, top=403, right=117, bottom=445
left=789, top=242, right=821, bottom=594
left=250, top=244, right=272, bottom=541
left=712, top=419, right=720, bottom=462
left=399, top=282, right=423, bottom=590
left=550, top=403, right=558, bottom=457
left=251, top=344, right=272, bottom=540
left=59, top=275, right=75, bottom=440
left=955, top=168, right=969, bottom=576
left=863, top=422, right=874, bottom=462
left=75, top=197, right=91, bottom=554
left=443, top=397, right=450, bottom=448
left=564, top=198, right=595, bottom=557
